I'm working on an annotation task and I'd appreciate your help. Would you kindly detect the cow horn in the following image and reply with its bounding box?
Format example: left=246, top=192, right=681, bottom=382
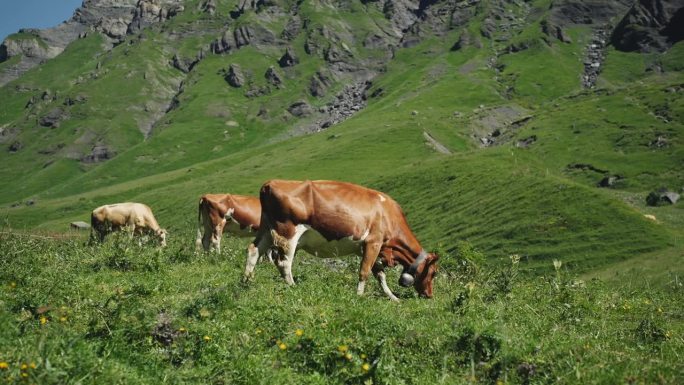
left=398, top=250, right=427, bottom=287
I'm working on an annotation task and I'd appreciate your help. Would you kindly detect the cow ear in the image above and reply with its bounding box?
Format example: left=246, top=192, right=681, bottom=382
left=428, top=253, right=440, bottom=263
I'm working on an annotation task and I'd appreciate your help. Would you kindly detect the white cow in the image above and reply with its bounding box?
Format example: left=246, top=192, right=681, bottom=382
left=90, top=202, right=167, bottom=246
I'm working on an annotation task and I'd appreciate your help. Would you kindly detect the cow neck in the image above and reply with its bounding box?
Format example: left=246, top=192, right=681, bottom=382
left=388, top=239, right=425, bottom=270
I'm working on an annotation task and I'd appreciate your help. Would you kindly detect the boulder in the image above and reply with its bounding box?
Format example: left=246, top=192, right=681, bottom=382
left=480, top=18, right=496, bottom=38
left=81, top=145, right=116, bottom=163
left=200, top=0, right=217, bottom=15
left=278, top=47, right=298, bottom=67
left=39, top=108, right=67, bottom=128
left=309, top=71, right=331, bottom=97
left=541, top=20, right=572, bottom=43
left=225, top=64, right=245, bottom=88
left=597, top=175, right=623, bottom=188
left=288, top=101, right=313, bottom=117
left=234, top=26, right=252, bottom=47
left=282, top=16, right=301, bottom=40
left=244, top=86, right=271, bottom=98
left=8, top=141, right=22, bottom=153
left=25, top=96, right=36, bottom=109
left=264, top=66, right=282, bottom=88
left=70, top=221, right=91, bottom=230
left=646, top=188, right=680, bottom=206
left=211, top=29, right=235, bottom=54
left=515, top=135, right=537, bottom=148
left=171, top=53, right=200, bottom=73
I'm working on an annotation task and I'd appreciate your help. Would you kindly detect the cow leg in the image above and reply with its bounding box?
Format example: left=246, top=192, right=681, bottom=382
left=373, top=264, right=399, bottom=302
left=357, top=242, right=382, bottom=296
left=274, top=225, right=307, bottom=285
left=244, top=230, right=272, bottom=281
left=195, top=228, right=203, bottom=252
left=212, top=219, right=225, bottom=253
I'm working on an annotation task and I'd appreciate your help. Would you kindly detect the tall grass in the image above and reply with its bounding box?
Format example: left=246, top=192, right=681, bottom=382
left=0, top=232, right=681, bottom=384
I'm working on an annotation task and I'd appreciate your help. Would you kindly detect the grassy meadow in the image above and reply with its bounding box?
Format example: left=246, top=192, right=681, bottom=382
left=0, top=231, right=682, bottom=384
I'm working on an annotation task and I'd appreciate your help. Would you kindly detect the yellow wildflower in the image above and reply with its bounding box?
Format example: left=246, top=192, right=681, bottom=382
left=29, top=363, right=36, bottom=369
left=295, top=329, right=304, bottom=337
left=178, top=327, right=186, bottom=332
left=345, top=353, right=353, bottom=361
left=40, top=316, right=48, bottom=325
left=0, top=362, right=8, bottom=370
left=203, top=335, right=211, bottom=342
left=338, top=345, right=348, bottom=353
left=255, top=328, right=262, bottom=335
left=496, top=380, right=505, bottom=385
left=20, top=363, right=28, bottom=370
left=21, top=372, right=28, bottom=378
left=60, top=317, right=67, bottom=323
left=361, top=363, right=370, bottom=372
left=465, top=282, right=476, bottom=294
left=279, top=343, right=287, bottom=351
left=360, top=353, right=367, bottom=360
left=9, top=282, right=16, bottom=289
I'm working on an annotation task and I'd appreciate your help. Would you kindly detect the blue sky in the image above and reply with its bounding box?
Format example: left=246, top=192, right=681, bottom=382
left=0, top=0, right=83, bottom=42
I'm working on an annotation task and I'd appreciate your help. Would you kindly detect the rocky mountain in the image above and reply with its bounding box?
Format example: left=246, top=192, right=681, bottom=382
left=0, top=0, right=183, bottom=86
left=0, top=0, right=682, bottom=261
left=611, top=0, right=684, bottom=52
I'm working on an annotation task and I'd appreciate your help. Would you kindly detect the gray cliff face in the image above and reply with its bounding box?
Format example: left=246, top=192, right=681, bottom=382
left=0, top=0, right=183, bottom=86
left=611, top=0, right=684, bottom=52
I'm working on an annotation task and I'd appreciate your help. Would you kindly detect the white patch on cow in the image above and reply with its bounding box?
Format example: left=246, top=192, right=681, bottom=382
left=378, top=194, right=386, bottom=202
left=357, top=280, right=366, bottom=295
left=377, top=271, right=399, bottom=301
left=223, top=208, right=254, bottom=237
left=297, top=226, right=364, bottom=258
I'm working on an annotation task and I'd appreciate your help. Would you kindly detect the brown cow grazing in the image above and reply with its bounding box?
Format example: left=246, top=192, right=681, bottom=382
left=195, top=194, right=261, bottom=253
left=244, top=180, right=439, bottom=300
left=90, top=202, right=167, bottom=246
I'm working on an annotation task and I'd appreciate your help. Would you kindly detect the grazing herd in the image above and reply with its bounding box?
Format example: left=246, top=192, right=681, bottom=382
left=89, top=179, right=439, bottom=300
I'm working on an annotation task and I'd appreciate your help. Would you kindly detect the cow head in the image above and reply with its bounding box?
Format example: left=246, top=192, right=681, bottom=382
left=399, top=251, right=439, bottom=298
left=156, top=228, right=168, bottom=247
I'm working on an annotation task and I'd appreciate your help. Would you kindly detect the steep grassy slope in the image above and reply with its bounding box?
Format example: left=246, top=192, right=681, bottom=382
left=1, top=0, right=683, bottom=272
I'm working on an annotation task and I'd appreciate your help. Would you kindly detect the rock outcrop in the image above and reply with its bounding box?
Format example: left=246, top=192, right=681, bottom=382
left=0, top=0, right=184, bottom=86
left=225, top=64, right=245, bottom=88
left=611, top=0, right=684, bottom=52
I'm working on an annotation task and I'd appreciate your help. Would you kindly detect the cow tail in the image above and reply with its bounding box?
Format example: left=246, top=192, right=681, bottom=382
left=89, top=211, right=97, bottom=245
left=195, top=197, right=204, bottom=251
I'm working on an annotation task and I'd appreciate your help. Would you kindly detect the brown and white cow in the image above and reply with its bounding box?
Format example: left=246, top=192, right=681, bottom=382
left=90, top=202, right=167, bottom=246
left=195, top=194, right=261, bottom=253
left=244, top=180, right=439, bottom=300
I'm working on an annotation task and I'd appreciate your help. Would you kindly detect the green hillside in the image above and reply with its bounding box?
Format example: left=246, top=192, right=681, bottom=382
left=1, top=0, right=684, bottom=383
